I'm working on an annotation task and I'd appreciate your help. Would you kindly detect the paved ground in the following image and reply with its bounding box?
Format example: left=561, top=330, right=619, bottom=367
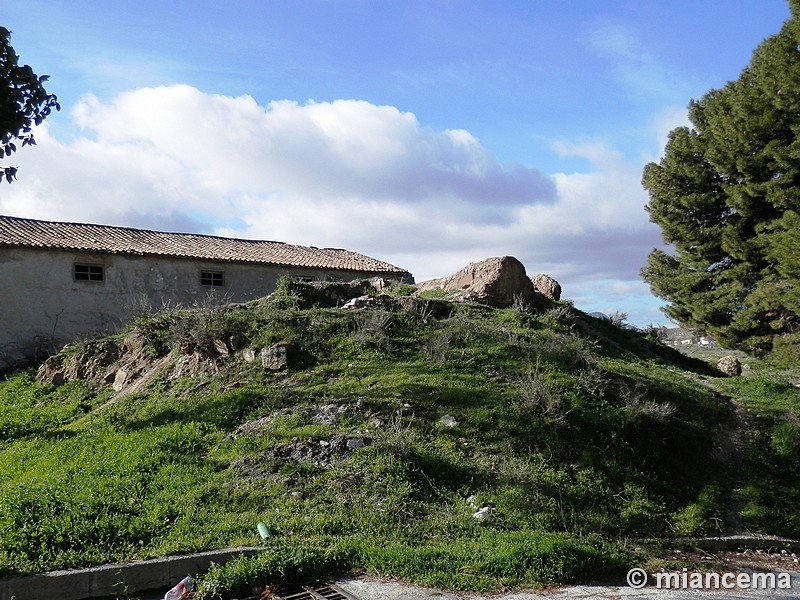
left=337, top=574, right=800, bottom=600
left=100, top=572, right=800, bottom=600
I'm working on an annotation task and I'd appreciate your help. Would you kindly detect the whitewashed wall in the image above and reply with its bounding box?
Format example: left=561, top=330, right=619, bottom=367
left=0, top=247, right=387, bottom=368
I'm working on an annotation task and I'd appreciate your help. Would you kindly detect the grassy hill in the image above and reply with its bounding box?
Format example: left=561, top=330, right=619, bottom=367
left=0, top=279, right=798, bottom=597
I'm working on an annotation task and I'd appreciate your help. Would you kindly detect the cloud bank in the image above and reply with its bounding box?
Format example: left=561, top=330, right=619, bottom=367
left=0, top=85, right=666, bottom=324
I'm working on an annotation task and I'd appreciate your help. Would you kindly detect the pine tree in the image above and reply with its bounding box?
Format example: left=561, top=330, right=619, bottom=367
left=643, top=1, right=800, bottom=355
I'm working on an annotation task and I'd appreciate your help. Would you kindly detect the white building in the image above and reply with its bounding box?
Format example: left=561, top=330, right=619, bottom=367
left=0, top=215, right=411, bottom=369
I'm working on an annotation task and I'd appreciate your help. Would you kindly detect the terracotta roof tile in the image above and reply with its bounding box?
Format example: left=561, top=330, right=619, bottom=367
left=0, top=216, right=409, bottom=275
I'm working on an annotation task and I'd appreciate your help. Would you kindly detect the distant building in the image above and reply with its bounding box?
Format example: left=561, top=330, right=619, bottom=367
left=0, top=215, right=411, bottom=369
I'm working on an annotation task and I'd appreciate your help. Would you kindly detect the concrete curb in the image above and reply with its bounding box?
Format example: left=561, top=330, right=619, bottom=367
left=0, top=547, right=265, bottom=600
left=3, top=536, right=799, bottom=600
left=696, top=535, right=800, bottom=552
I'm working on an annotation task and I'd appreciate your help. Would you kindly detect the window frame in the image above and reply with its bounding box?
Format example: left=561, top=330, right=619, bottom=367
left=200, top=270, right=225, bottom=287
left=73, top=263, right=105, bottom=282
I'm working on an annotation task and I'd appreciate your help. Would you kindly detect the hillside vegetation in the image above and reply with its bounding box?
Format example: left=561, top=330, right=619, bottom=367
left=0, top=279, right=798, bottom=597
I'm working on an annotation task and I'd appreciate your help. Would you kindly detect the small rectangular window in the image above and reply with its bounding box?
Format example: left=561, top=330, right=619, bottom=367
left=201, top=271, right=224, bottom=287
left=74, top=264, right=104, bottom=281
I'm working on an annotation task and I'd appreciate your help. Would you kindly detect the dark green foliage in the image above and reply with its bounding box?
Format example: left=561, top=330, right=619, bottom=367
left=669, top=484, right=725, bottom=536
left=642, top=6, right=800, bottom=355
left=0, top=27, right=60, bottom=183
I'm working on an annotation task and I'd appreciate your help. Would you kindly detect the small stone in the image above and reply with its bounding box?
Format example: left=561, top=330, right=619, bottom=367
left=213, top=339, right=230, bottom=357
left=439, top=414, right=458, bottom=427
left=112, top=369, right=128, bottom=392
left=717, top=355, right=742, bottom=377
left=346, top=438, right=365, bottom=449
left=261, top=344, right=289, bottom=371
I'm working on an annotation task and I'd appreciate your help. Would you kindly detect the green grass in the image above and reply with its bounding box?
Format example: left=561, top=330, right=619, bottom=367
left=0, top=281, right=797, bottom=597
left=199, top=532, right=629, bottom=598
left=714, top=371, right=800, bottom=536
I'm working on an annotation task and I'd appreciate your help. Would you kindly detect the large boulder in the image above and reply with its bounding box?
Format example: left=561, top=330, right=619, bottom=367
left=531, top=273, right=562, bottom=301
left=416, top=256, right=549, bottom=309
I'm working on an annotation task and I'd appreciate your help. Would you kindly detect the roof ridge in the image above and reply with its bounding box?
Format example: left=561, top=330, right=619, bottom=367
left=0, top=215, right=409, bottom=274
left=0, top=214, right=349, bottom=249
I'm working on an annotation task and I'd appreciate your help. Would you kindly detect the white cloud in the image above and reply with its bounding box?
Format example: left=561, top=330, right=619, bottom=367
left=0, top=85, right=668, bottom=325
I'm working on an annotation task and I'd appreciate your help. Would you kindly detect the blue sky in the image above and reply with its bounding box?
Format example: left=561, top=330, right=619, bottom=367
left=0, top=0, right=792, bottom=326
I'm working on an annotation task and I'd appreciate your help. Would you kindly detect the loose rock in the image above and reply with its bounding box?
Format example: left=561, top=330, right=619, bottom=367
left=346, top=437, right=365, bottom=449
left=439, top=414, right=458, bottom=427
left=261, top=343, right=289, bottom=370
left=717, top=355, right=742, bottom=377
left=531, top=273, right=562, bottom=301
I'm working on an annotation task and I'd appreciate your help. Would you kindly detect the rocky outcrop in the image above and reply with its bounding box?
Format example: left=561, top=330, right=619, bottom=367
left=531, top=273, right=562, bottom=301
left=36, top=327, right=227, bottom=393
left=416, top=256, right=550, bottom=309
left=37, top=339, right=120, bottom=387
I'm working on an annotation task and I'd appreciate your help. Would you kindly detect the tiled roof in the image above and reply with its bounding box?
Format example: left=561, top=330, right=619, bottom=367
left=0, top=215, right=409, bottom=275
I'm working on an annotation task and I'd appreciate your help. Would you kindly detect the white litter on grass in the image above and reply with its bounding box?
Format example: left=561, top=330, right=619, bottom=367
left=473, top=507, right=493, bottom=521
